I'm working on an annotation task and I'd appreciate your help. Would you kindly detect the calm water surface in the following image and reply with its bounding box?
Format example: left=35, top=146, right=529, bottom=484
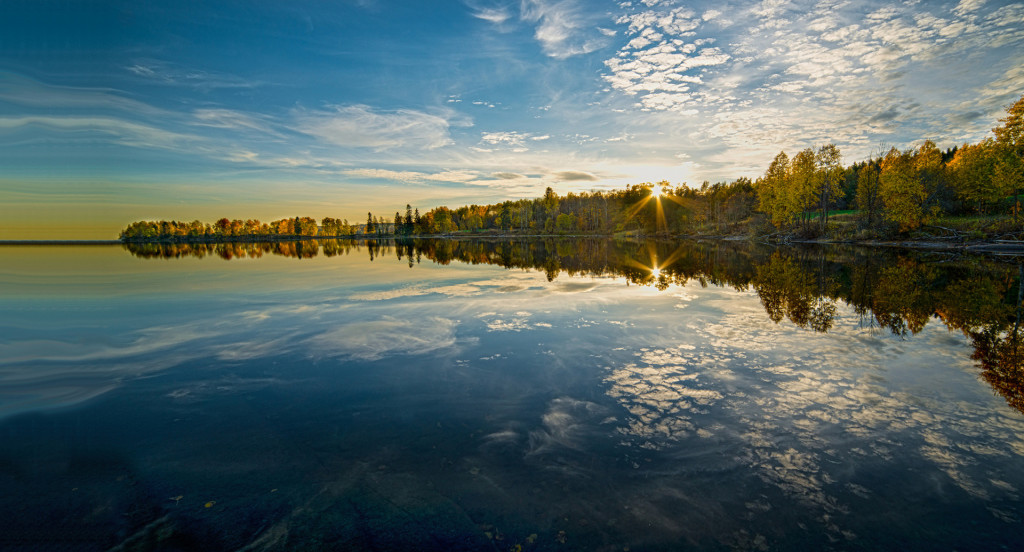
left=2, top=239, right=1023, bottom=551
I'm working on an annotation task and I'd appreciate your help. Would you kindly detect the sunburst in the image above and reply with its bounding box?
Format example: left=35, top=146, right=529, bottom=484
left=620, top=182, right=687, bottom=234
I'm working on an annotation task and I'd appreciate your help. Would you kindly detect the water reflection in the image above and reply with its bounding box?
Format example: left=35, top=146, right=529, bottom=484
left=126, top=238, right=1024, bottom=414
left=5, top=240, right=1024, bottom=550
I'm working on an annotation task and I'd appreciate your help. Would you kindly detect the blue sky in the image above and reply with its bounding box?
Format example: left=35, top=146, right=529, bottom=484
left=1, top=0, right=1022, bottom=238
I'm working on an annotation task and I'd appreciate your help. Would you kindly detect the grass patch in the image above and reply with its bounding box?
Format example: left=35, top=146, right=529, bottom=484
left=806, top=209, right=857, bottom=220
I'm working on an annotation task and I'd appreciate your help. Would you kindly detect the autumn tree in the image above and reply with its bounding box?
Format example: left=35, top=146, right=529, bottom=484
left=214, top=218, right=231, bottom=236
left=295, top=216, right=318, bottom=236
left=433, top=207, right=455, bottom=233
left=855, top=162, right=882, bottom=227
left=789, top=148, right=819, bottom=228
left=948, top=139, right=998, bottom=213
left=815, top=143, right=844, bottom=230
left=879, top=146, right=927, bottom=231
left=914, top=140, right=947, bottom=218
left=757, top=151, right=792, bottom=226
left=993, top=94, right=1024, bottom=219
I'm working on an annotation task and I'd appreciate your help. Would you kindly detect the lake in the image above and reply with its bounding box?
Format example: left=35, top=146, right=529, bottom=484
left=2, top=239, right=1023, bottom=551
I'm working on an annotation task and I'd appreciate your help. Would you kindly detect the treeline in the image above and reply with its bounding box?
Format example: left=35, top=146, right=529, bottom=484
left=120, top=216, right=355, bottom=241
left=395, top=93, right=1023, bottom=238
left=121, top=95, right=1022, bottom=243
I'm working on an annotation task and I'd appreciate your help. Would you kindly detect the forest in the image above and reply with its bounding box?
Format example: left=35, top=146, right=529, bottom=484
left=120, top=94, right=1023, bottom=243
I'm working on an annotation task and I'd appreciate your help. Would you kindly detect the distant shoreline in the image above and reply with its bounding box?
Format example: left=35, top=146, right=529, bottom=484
left=0, top=240, right=121, bottom=245
left=3, top=236, right=1024, bottom=257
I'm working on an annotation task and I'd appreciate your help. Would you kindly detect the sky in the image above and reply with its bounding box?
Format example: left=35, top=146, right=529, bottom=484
left=1, top=0, right=1023, bottom=239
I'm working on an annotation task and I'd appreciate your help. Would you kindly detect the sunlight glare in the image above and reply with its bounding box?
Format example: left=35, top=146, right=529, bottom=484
left=651, top=184, right=663, bottom=197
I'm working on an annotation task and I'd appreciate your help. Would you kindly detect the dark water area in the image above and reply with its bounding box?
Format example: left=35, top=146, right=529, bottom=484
left=2, top=239, right=1023, bottom=551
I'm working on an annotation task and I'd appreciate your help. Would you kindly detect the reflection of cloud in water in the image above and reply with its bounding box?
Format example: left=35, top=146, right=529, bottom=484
left=0, top=300, right=456, bottom=417
left=307, top=316, right=460, bottom=361
left=166, top=375, right=284, bottom=404
left=477, top=311, right=551, bottom=332
left=348, top=285, right=433, bottom=301
left=604, top=305, right=1024, bottom=538
left=0, top=322, right=215, bottom=365
left=553, top=281, right=601, bottom=293
left=525, top=397, right=612, bottom=475
left=348, top=273, right=552, bottom=302
left=349, top=282, right=486, bottom=301
left=349, top=272, right=618, bottom=303
left=673, top=290, right=698, bottom=309
left=1, top=268, right=637, bottom=418
left=214, top=336, right=298, bottom=361
left=606, top=348, right=720, bottom=446
left=0, top=321, right=237, bottom=418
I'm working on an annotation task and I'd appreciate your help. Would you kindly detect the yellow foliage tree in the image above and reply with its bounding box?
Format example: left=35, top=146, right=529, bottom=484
left=948, top=139, right=998, bottom=213
left=879, top=147, right=927, bottom=231
left=789, top=148, right=819, bottom=228
left=756, top=151, right=793, bottom=227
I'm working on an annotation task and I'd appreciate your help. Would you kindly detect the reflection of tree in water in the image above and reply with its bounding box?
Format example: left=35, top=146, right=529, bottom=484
left=125, top=238, right=1024, bottom=413
left=754, top=252, right=838, bottom=332
left=972, top=326, right=1024, bottom=413
left=962, top=266, right=1024, bottom=414
left=870, top=259, right=937, bottom=336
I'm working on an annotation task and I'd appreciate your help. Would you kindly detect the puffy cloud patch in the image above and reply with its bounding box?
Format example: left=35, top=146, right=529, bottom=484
left=604, top=5, right=728, bottom=112
left=479, top=130, right=552, bottom=152
left=603, top=0, right=1024, bottom=162
left=602, top=301, right=1024, bottom=537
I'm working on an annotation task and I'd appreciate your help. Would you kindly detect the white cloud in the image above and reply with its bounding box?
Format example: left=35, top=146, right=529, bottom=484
left=124, top=60, right=259, bottom=90
left=192, top=108, right=281, bottom=136
left=342, top=168, right=432, bottom=182
left=342, top=167, right=482, bottom=184
left=554, top=170, right=599, bottom=181
left=469, top=5, right=512, bottom=24
left=601, top=0, right=1024, bottom=169
left=520, top=0, right=614, bottom=58
left=294, top=105, right=454, bottom=151
left=480, top=130, right=552, bottom=150
left=0, top=116, right=202, bottom=151
left=954, top=0, right=987, bottom=17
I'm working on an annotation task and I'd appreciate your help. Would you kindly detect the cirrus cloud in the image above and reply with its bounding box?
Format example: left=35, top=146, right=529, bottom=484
left=294, top=104, right=455, bottom=151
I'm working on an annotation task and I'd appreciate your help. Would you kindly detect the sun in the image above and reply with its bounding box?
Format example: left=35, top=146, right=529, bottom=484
left=651, top=184, right=663, bottom=197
